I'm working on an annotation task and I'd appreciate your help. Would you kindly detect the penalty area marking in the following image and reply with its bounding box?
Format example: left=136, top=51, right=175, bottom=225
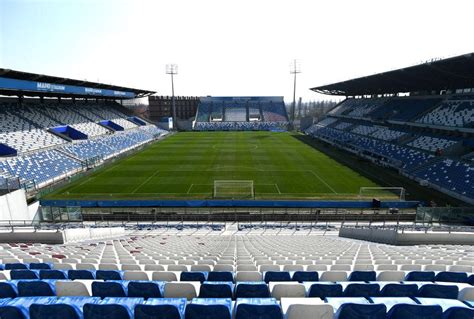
left=131, top=169, right=160, bottom=194
left=308, top=170, right=337, bottom=194
left=275, top=183, right=282, bottom=194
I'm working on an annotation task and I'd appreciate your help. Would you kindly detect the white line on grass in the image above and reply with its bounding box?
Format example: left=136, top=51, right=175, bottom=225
left=131, top=170, right=160, bottom=194
left=187, top=184, right=194, bottom=194
left=275, top=184, right=282, bottom=194
left=308, top=170, right=338, bottom=194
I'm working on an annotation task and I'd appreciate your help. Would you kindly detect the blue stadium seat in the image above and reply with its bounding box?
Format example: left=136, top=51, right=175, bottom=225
left=292, top=271, right=318, bottom=282
left=29, top=297, right=101, bottom=319
left=235, top=282, right=270, bottom=298
left=185, top=298, right=232, bottom=319
left=135, top=298, right=187, bottom=319
left=95, top=270, right=123, bottom=281
left=343, top=283, right=380, bottom=297
left=417, top=284, right=459, bottom=299
left=405, top=271, right=435, bottom=282
left=0, top=282, right=18, bottom=298
left=127, top=281, right=163, bottom=299
left=91, top=281, right=127, bottom=298
left=349, top=271, right=376, bottom=282
left=235, top=298, right=282, bottom=319
left=68, top=270, right=95, bottom=280
left=335, top=303, right=386, bottom=319
left=39, top=270, right=67, bottom=280
left=17, top=280, right=56, bottom=297
left=198, top=282, right=233, bottom=298
left=207, top=272, right=234, bottom=282
left=10, top=270, right=39, bottom=280
left=0, top=297, right=56, bottom=319
left=180, top=272, right=207, bottom=283
left=387, top=304, right=442, bottom=319
left=83, top=297, right=143, bottom=319
left=263, top=271, right=291, bottom=283
left=380, top=283, right=418, bottom=297
left=434, top=271, right=468, bottom=283
left=29, top=263, right=52, bottom=270
left=5, top=263, right=28, bottom=270
left=415, top=297, right=473, bottom=317
left=467, top=274, right=474, bottom=286
left=442, top=307, right=474, bottom=319
left=308, top=283, right=343, bottom=298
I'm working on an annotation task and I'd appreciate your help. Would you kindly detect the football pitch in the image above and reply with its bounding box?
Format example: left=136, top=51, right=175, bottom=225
left=45, top=131, right=387, bottom=200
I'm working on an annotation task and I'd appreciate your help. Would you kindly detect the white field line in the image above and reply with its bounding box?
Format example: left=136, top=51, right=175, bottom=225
left=131, top=170, right=160, bottom=194
left=308, top=170, right=337, bottom=194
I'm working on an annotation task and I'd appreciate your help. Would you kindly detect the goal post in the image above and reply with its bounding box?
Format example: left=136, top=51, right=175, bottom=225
left=214, top=180, right=255, bottom=199
left=358, top=187, right=406, bottom=201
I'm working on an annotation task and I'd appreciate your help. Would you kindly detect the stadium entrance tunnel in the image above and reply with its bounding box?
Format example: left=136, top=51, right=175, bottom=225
left=99, top=120, right=124, bottom=131
left=0, top=143, right=17, bottom=157
left=49, top=125, right=88, bottom=140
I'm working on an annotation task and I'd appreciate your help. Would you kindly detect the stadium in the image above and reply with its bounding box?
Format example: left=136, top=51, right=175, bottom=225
left=1, top=1, right=474, bottom=318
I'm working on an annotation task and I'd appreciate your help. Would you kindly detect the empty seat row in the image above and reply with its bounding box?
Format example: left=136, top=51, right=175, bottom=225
left=5, top=268, right=473, bottom=285
left=0, top=296, right=473, bottom=319
left=1, top=279, right=474, bottom=302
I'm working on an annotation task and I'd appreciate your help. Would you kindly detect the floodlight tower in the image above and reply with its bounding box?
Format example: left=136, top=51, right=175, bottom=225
left=166, top=64, right=178, bottom=129
left=290, top=60, right=301, bottom=128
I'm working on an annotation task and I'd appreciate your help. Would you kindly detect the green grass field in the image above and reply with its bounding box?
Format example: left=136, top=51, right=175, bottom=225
left=45, top=131, right=389, bottom=200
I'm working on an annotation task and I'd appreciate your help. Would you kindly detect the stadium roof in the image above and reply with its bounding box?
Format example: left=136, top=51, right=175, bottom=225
left=0, top=68, right=155, bottom=99
left=311, top=52, right=474, bottom=96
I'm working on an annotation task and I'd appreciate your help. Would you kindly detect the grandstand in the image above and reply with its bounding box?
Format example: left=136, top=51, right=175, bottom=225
left=0, top=226, right=471, bottom=318
left=0, top=69, right=167, bottom=192
left=1, top=50, right=474, bottom=319
left=194, top=96, right=290, bottom=131
left=307, top=53, right=474, bottom=205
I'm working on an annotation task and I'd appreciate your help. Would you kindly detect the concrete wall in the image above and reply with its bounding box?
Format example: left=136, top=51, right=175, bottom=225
left=0, top=189, right=29, bottom=221
left=0, top=227, right=126, bottom=244
left=63, top=227, right=126, bottom=243
left=339, top=227, right=474, bottom=245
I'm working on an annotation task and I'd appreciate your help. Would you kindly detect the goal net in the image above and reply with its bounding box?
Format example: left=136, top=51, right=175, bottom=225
left=358, top=187, right=406, bottom=201
left=214, top=180, right=255, bottom=199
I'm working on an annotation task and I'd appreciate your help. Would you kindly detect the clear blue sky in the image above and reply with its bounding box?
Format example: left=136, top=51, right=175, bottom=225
left=1, top=0, right=473, bottom=102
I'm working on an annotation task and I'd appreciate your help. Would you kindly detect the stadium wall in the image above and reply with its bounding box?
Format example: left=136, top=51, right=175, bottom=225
left=0, top=227, right=126, bottom=244
left=0, top=189, right=32, bottom=221
left=339, top=226, right=474, bottom=245
left=40, top=199, right=420, bottom=209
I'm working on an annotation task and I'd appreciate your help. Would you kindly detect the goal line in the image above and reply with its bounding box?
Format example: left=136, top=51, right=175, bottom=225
left=358, top=187, right=406, bottom=201
left=214, top=180, right=255, bottom=199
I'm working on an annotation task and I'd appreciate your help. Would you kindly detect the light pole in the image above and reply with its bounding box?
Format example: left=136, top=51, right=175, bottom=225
left=290, top=60, right=301, bottom=129
left=166, top=64, right=178, bottom=130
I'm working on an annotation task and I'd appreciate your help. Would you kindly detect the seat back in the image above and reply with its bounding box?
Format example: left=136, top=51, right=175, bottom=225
left=91, top=281, right=127, bottom=298
left=417, top=284, right=459, bottom=299
left=127, top=281, right=162, bottom=299
left=335, top=303, right=386, bottom=319
left=344, top=283, right=380, bottom=297
left=308, top=283, right=343, bottom=298
left=235, top=283, right=270, bottom=298
left=387, top=304, right=442, bottom=319
left=380, top=283, right=418, bottom=297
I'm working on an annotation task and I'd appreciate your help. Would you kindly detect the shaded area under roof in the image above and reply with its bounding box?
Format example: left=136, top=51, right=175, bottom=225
left=311, top=53, right=474, bottom=96
left=0, top=68, right=155, bottom=99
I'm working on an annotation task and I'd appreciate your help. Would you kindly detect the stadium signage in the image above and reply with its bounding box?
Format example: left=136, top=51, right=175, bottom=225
left=0, top=76, right=135, bottom=98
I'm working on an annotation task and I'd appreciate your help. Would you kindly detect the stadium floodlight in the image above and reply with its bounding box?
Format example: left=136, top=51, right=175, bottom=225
left=290, top=59, right=301, bottom=128
left=166, top=64, right=178, bottom=129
